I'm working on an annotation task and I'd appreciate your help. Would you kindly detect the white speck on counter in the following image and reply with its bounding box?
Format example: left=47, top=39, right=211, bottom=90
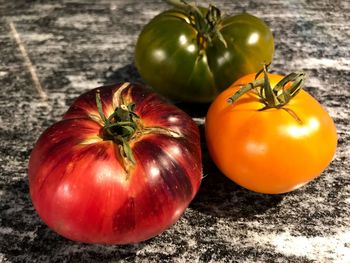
left=269, top=231, right=350, bottom=263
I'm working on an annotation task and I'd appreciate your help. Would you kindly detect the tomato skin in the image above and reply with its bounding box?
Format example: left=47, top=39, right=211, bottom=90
left=28, top=84, right=202, bottom=244
left=205, top=73, right=337, bottom=194
left=135, top=9, right=274, bottom=102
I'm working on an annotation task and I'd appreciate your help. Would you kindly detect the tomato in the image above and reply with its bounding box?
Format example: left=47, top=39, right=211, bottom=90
left=135, top=2, right=274, bottom=102
left=205, top=68, right=337, bottom=194
left=28, top=83, right=202, bottom=244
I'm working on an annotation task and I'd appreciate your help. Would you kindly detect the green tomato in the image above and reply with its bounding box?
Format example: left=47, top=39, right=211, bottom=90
left=135, top=4, right=274, bottom=103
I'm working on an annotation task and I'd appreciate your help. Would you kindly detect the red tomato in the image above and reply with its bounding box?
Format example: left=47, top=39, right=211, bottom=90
left=28, top=83, right=202, bottom=244
left=205, top=71, right=337, bottom=194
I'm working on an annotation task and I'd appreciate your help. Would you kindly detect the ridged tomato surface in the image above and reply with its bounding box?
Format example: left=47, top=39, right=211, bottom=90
left=28, top=83, right=202, bottom=244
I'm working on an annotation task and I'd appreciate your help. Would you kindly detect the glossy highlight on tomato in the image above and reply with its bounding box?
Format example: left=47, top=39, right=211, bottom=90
left=135, top=2, right=274, bottom=102
left=28, top=83, right=202, bottom=244
left=205, top=72, right=337, bottom=194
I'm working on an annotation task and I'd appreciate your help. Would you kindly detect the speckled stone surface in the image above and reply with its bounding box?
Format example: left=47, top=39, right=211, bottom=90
left=0, top=0, right=349, bottom=262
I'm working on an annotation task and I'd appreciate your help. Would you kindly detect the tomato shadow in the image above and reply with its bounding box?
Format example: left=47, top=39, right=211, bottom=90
left=189, top=125, right=285, bottom=219
left=0, top=176, right=146, bottom=262
left=174, top=102, right=211, bottom=119
left=102, top=63, right=144, bottom=87
left=102, top=63, right=211, bottom=118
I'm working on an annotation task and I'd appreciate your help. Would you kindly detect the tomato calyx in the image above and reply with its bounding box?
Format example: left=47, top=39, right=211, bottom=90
left=95, top=83, right=181, bottom=173
left=227, top=65, right=305, bottom=110
left=96, top=89, right=138, bottom=166
left=167, top=0, right=227, bottom=49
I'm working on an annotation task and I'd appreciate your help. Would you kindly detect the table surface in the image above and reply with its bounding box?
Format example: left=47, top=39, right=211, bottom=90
left=0, top=0, right=349, bottom=262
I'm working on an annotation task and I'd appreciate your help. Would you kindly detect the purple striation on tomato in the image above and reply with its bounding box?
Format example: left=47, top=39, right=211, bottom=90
left=28, top=83, right=202, bottom=244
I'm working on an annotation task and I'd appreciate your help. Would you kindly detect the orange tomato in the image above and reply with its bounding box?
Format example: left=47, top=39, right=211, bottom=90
left=205, top=72, right=337, bottom=194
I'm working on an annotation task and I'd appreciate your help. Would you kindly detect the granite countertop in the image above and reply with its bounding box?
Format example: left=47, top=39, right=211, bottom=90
left=0, top=0, right=349, bottom=262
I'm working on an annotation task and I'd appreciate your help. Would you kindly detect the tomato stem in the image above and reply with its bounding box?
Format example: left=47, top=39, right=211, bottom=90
left=227, top=65, right=305, bottom=109
left=96, top=89, right=139, bottom=165
left=95, top=85, right=183, bottom=172
left=167, top=0, right=227, bottom=49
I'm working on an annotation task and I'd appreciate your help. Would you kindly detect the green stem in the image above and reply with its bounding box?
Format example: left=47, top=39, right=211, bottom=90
left=227, top=65, right=305, bottom=109
left=166, top=0, right=227, bottom=48
left=95, top=87, right=182, bottom=171
left=96, top=90, right=139, bottom=165
left=96, top=90, right=107, bottom=123
left=227, top=79, right=264, bottom=104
